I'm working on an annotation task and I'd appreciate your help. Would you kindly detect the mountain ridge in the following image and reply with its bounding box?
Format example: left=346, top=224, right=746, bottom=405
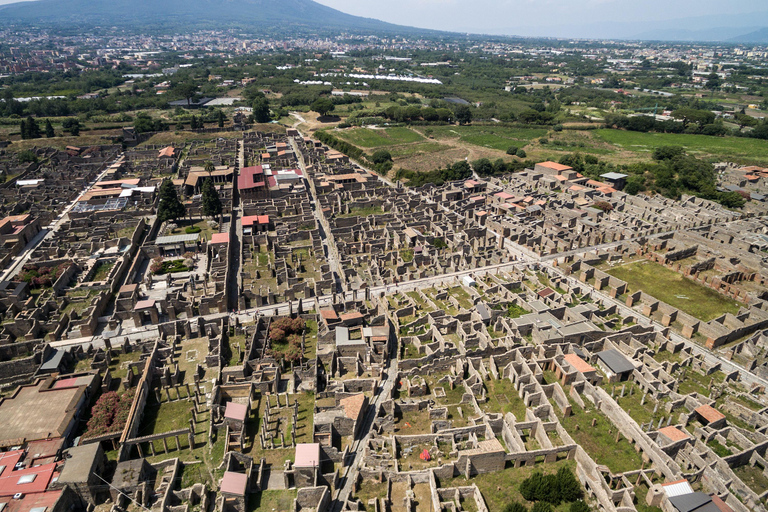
left=0, top=0, right=416, bottom=33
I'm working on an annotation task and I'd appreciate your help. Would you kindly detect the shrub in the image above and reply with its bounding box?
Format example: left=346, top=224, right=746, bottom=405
left=516, top=149, right=527, bottom=158
left=569, top=501, right=590, bottom=512
left=504, top=503, right=527, bottom=512
left=506, top=146, right=518, bottom=156
left=185, top=225, right=202, bottom=234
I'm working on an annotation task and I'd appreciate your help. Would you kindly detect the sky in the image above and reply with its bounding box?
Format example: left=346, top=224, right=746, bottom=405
left=312, top=0, right=767, bottom=38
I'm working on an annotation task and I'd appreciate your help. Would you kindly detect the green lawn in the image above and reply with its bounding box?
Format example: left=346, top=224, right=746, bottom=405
left=734, top=464, right=768, bottom=495
left=337, top=127, right=424, bottom=147
left=595, top=129, right=768, bottom=164
left=388, top=141, right=448, bottom=158
left=247, top=490, right=298, bottom=512
left=559, top=401, right=644, bottom=474
left=607, top=260, right=742, bottom=322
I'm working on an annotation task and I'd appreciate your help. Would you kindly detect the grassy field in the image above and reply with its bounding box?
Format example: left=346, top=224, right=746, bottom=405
left=440, top=459, right=578, bottom=512
left=607, top=260, right=742, bottom=322
left=595, top=129, right=768, bottom=164
left=420, top=125, right=549, bottom=150
left=336, top=126, right=424, bottom=147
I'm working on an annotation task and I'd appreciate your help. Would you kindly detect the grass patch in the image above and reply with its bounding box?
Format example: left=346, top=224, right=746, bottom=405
left=91, top=261, right=114, bottom=281
left=559, top=401, right=644, bottom=473
left=606, top=260, right=742, bottom=322
left=596, top=129, right=768, bottom=164
left=440, top=459, right=577, bottom=512
left=337, top=206, right=385, bottom=218
left=337, top=126, right=424, bottom=147
left=424, top=125, right=549, bottom=151
left=734, top=464, right=768, bottom=495
left=246, top=490, right=298, bottom=512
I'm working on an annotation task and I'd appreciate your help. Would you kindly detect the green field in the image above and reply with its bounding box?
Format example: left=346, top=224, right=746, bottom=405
left=607, top=260, right=742, bottom=322
left=596, top=129, right=768, bottom=164
left=336, top=126, right=424, bottom=147
left=423, top=125, right=549, bottom=150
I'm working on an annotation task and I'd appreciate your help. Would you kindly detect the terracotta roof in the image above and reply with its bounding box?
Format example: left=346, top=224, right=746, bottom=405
left=563, top=353, right=595, bottom=373
left=340, top=393, right=366, bottom=420
left=340, top=311, right=364, bottom=321
left=294, top=443, right=320, bottom=467
left=210, top=233, right=230, bottom=245
left=320, top=309, right=339, bottom=321
left=494, top=192, right=514, bottom=200
left=220, top=471, right=247, bottom=496
left=158, top=147, right=176, bottom=158
left=658, top=426, right=690, bottom=442
left=135, top=299, right=155, bottom=310
left=538, top=161, right=572, bottom=171
left=224, top=402, right=248, bottom=422
left=695, top=404, right=726, bottom=424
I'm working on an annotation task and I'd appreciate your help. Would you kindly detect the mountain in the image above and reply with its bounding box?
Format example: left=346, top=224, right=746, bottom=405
left=0, top=0, right=414, bottom=33
left=730, top=28, right=768, bottom=43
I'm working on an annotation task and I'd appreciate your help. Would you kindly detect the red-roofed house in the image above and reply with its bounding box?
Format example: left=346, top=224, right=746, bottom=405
left=339, top=394, right=368, bottom=437
left=210, top=233, right=230, bottom=245
left=658, top=426, right=691, bottom=444
left=242, top=215, right=270, bottom=233
left=695, top=405, right=726, bottom=428
left=535, top=161, right=573, bottom=174
left=294, top=443, right=321, bottom=488
left=238, top=166, right=268, bottom=200
left=220, top=471, right=248, bottom=497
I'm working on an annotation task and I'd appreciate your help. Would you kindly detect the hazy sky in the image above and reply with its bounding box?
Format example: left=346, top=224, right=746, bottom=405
left=313, top=0, right=767, bottom=37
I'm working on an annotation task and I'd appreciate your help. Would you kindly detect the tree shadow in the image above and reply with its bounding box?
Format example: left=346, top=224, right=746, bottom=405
left=317, top=115, right=341, bottom=123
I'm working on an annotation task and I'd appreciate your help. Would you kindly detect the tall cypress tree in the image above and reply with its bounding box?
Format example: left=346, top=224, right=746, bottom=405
left=156, top=180, right=186, bottom=223
left=201, top=178, right=222, bottom=219
left=19, top=118, right=27, bottom=139
left=44, top=119, right=55, bottom=138
left=26, top=116, right=40, bottom=139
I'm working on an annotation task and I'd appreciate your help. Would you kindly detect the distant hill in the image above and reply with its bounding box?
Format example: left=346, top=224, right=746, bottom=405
left=0, top=0, right=414, bottom=33
left=730, top=28, right=768, bottom=43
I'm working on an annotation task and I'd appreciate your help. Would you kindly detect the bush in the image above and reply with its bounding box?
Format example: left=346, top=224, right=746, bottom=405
left=185, top=225, right=202, bottom=234
left=503, top=503, right=527, bottom=512
left=531, top=503, right=554, bottom=512
left=506, top=146, right=519, bottom=155
left=17, top=149, right=38, bottom=164
left=569, top=501, right=590, bottom=512
left=516, top=149, right=527, bottom=158
left=520, top=468, right=582, bottom=505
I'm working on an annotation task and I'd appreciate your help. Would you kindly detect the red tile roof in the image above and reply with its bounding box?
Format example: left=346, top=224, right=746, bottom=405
left=295, top=443, right=320, bottom=467
left=210, top=233, right=229, bottom=245
left=320, top=309, right=339, bottom=321
left=538, top=161, right=572, bottom=172
left=563, top=353, right=595, bottom=374
left=695, top=404, right=726, bottom=424
left=220, top=471, right=247, bottom=496
left=340, top=393, right=366, bottom=420
left=658, top=426, right=690, bottom=442
left=237, top=166, right=265, bottom=190
left=224, top=402, right=248, bottom=422
left=0, top=461, right=57, bottom=496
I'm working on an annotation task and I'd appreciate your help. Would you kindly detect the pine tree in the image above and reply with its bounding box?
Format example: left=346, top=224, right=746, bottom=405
left=156, top=180, right=186, bottom=223
left=217, top=110, right=225, bottom=128
left=44, top=119, right=54, bottom=138
left=19, top=118, right=27, bottom=140
left=190, top=116, right=198, bottom=130
left=26, top=116, right=40, bottom=139
left=201, top=178, right=222, bottom=219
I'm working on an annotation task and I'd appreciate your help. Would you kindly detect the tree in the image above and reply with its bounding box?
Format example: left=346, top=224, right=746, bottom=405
left=22, top=116, right=40, bottom=139
left=735, top=113, right=758, bottom=131
left=472, top=158, right=493, bottom=176
left=252, top=96, right=271, bottom=123
left=371, top=149, right=392, bottom=165
left=671, top=108, right=715, bottom=130
left=190, top=116, right=198, bottom=130
left=503, top=503, right=527, bottom=512
left=204, top=160, right=215, bottom=174
left=311, top=97, right=335, bottom=117
left=454, top=104, right=472, bottom=125
left=706, top=73, right=721, bottom=95
left=62, top=118, right=80, bottom=136
left=217, top=110, right=225, bottom=128
left=156, top=180, right=186, bottom=223
left=506, top=146, right=519, bottom=156
left=516, top=149, right=527, bottom=158
left=569, top=502, right=590, bottom=512
left=201, top=178, right=222, bottom=219
left=44, top=119, right=54, bottom=138
left=174, top=81, right=197, bottom=107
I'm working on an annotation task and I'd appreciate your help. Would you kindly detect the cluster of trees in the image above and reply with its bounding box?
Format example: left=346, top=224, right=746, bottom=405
left=370, top=149, right=394, bottom=174
left=134, top=112, right=167, bottom=134
left=19, top=116, right=41, bottom=139
left=603, top=109, right=727, bottom=136
left=503, top=467, right=587, bottom=512
left=315, top=130, right=365, bottom=162
left=555, top=148, right=745, bottom=208
left=268, top=317, right=307, bottom=363
left=395, top=161, right=473, bottom=187
left=472, top=157, right=531, bottom=177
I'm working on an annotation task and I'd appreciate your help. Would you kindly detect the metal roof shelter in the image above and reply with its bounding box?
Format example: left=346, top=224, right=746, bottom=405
left=596, top=349, right=635, bottom=376
left=155, top=233, right=200, bottom=245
